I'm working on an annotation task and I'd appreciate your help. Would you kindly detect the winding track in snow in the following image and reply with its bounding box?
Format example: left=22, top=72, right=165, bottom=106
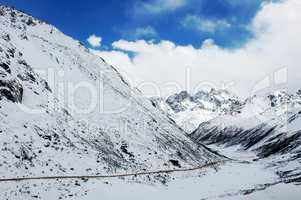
left=0, top=160, right=229, bottom=182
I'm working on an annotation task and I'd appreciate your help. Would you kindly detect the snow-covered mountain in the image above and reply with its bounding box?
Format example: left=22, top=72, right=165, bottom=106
left=151, top=88, right=243, bottom=132
left=1, top=5, right=300, bottom=200
left=189, top=90, right=301, bottom=184
left=152, top=87, right=301, bottom=185
left=0, top=5, right=220, bottom=184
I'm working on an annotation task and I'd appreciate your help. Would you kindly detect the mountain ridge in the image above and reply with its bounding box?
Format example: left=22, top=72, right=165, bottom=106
left=0, top=5, right=220, bottom=181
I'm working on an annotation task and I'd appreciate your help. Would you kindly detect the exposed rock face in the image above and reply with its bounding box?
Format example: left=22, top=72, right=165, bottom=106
left=165, top=89, right=243, bottom=114
left=0, top=62, right=11, bottom=73
left=166, top=91, right=192, bottom=113
left=151, top=89, right=243, bottom=132
left=0, top=78, right=23, bottom=102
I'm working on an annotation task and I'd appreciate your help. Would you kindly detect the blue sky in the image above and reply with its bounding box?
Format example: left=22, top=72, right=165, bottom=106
left=0, top=0, right=267, bottom=49
left=2, top=0, right=297, bottom=98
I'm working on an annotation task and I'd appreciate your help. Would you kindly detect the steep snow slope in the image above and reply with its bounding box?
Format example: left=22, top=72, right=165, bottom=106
left=190, top=91, right=301, bottom=183
left=190, top=91, right=301, bottom=149
left=152, top=87, right=301, bottom=184
left=0, top=5, right=220, bottom=181
left=1, top=5, right=300, bottom=200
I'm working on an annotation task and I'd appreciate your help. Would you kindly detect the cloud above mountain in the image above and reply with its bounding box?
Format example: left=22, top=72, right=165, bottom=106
left=92, top=0, right=301, bottom=98
left=87, top=34, right=102, bottom=47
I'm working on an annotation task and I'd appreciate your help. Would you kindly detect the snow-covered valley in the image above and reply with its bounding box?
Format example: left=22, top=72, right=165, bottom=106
left=1, top=145, right=300, bottom=200
left=0, top=5, right=300, bottom=200
left=150, top=89, right=301, bottom=198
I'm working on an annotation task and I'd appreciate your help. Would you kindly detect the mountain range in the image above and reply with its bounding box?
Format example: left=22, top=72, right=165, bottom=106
left=152, top=89, right=301, bottom=184
left=0, top=5, right=300, bottom=200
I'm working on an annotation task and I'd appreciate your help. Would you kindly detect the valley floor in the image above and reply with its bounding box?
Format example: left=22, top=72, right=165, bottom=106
left=1, top=145, right=300, bottom=200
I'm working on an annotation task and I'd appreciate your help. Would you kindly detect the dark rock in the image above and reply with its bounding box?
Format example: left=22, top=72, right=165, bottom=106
left=0, top=79, right=23, bottom=103
left=166, top=91, right=191, bottom=113
left=0, top=62, right=11, bottom=73
left=25, top=17, right=36, bottom=26
left=1, top=34, right=10, bottom=41
left=169, top=159, right=181, bottom=168
left=120, top=142, right=134, bottom=158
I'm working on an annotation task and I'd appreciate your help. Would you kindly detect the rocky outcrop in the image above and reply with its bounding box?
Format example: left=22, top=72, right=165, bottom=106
left=151, top=89, right=244, bottom=132
left=166, top=91, right=192, bottom=113
left=0, top=78, right=23, bottom=103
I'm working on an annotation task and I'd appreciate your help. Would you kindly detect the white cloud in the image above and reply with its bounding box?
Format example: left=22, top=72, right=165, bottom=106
left=134, top=26, right=158, bottom=38
left=134, top=0, right=188, bottom=15
left=181, top=14, right=231, bottom=33
left=93, top=0, right=301, bottom=98
left=87, top=34, right=102, bottom=47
